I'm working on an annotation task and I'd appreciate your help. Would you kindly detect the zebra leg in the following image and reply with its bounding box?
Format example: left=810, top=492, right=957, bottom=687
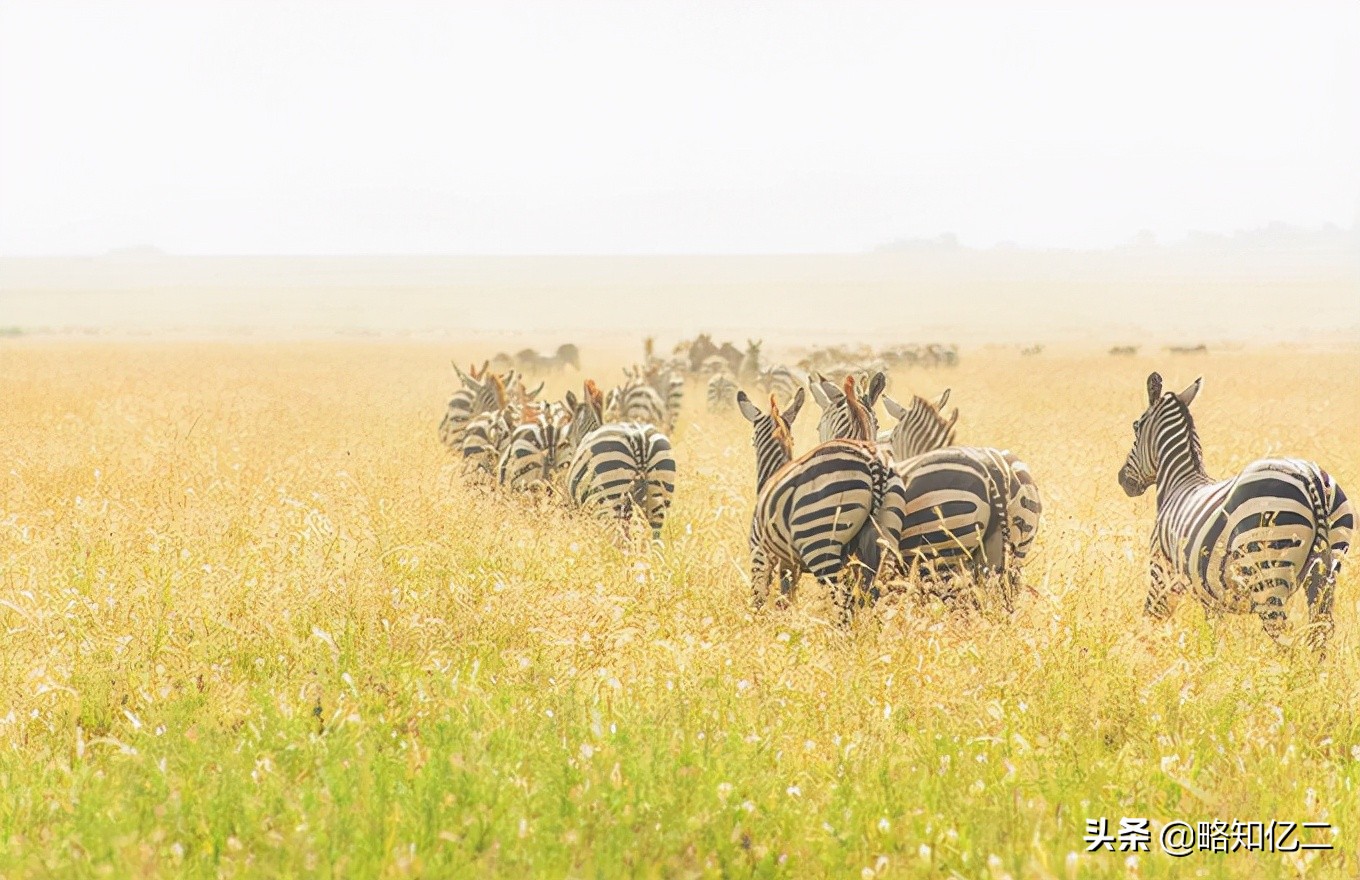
left=1143, top=553, right=1184, bottom=620
left=1239, top=556, right=1293, bottom=647
left=750, top=549, right=774, bottom=612
left=775, top=566, right=797, bottom=609
left=1302, top=555, right=1337, bottom=654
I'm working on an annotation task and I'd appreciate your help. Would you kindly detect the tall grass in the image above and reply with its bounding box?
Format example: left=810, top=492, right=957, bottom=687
left=0, top=341, right=1356, bottom=878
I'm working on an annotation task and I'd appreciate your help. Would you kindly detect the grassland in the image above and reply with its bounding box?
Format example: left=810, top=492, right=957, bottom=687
left=0, top=340, right=1356, bottom=879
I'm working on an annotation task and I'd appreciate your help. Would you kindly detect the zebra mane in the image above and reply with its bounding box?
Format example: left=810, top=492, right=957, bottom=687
left=913, top=394, right=957, bottom=440
left=584, top=379, right=604, bottom=415
left=489, top=373, right=507, bottom=409
left=843, top=376, right=872, bottom=441
left=768, top=395, right=794, bottom=456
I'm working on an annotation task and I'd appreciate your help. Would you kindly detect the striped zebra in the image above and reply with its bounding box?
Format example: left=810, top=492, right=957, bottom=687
left=497, top=402, right=573, bottom=492
left=565, top=380, right=677, bottom=537
left=439, top=362, right=497, bottom=449
left=613, top=372, right=669, bottom=427
left=809, top=373, right=885, bottom=442
left=879, top=390, right=957, bottom=458
left=648, top=365, right=685, bottom=428
left=439, top=363, right=542, bottom=450
left=737, top=388, right=908, bottom=624
left=892, top=447, right=1018, bottom=606
left=460, top=379, right=515, bottom=478
left=811, top=381, right=1001, bottom=599
left=758, top=364, right=807, bottom=408
left=706, top=373, right=739, bottom=412
left=873, top=390, right=1042, bottom=605
left=886, top=390, right=1041, bottom=569
left=1119, top=372, right=1353, bottom=649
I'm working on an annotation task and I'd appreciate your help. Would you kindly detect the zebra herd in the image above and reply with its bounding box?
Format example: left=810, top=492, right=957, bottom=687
left=439, top=351, right=1354, bottom=651
left=439, top=360, right=680, bottom=537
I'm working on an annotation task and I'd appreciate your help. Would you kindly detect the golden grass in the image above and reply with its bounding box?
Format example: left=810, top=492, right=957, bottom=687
left=0, top=340, right=1356, bottom=878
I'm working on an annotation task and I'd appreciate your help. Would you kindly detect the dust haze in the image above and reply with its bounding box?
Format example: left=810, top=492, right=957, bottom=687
left=2, top=238, right=1356, bottom=347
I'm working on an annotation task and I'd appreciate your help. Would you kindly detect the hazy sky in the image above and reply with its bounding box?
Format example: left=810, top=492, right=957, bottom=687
left=2, top=1, right=1357, bottom=255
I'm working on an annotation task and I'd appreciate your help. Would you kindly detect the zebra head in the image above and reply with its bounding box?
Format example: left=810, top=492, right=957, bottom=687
left=737, top=387, right=805, bottom=490
left=811, top=373, right=884, bottom=442
left=566, top=380, right=606, bottom=448
left=882, top=388, right=958, bottom=459
left=1118, top=372, right=1203, bottom=497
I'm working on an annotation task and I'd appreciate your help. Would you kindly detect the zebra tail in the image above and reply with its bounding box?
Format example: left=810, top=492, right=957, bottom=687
left=852, top=453, right=902, bottom=592
left=979, top=452, right=1011, bottom=588
left=1301, top=465, right=1334, bottom=583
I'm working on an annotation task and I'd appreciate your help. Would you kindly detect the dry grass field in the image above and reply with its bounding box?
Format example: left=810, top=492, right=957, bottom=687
left=0, top=340, right=1357, bottom=878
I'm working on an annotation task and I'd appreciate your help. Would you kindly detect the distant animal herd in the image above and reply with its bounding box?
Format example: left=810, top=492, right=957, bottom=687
left=441, top=334, right=1352, bottom=652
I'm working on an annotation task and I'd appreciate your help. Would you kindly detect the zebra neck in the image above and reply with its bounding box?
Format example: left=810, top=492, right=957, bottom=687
left=1153, top=433, right=1211, bottom=505
left=754, top=435, right=790, bottom=491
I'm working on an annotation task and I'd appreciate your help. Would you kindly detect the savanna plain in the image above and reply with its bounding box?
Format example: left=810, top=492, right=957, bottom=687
left=1, top=340, right=1357, bottom=879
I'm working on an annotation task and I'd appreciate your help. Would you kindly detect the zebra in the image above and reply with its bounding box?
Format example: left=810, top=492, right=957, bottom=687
left=460, top=381, right=515, bottom=478
left=1118, top=372, right=1352, bottom=649
left=736, top=388, right=908, bottom=624
left=706, top=373, right=739, bottom=412
left=878, top=390, right=957, bottom=459
left=757, top=364, right=807, bottom=408
left=811, top=382, right=996, bottom=598
left=439, top=363, right=542, bottom=450
left=644, top=364, right=684, bottom=428
left=875, top=386, right=1044, bottom=593
left=738, top=339, right=763, bottom=382
left=887, top=447, right=1024, bottom=606
left=514, top=344, right=581, bottom=374
left=808, top=373, right=885, bottom=443
left=438, top=361, right=496, bottom=449
left=683, top=333, right=720, bottom=373
left=497, top=402, right=573, bottom=492
left=613, top=371, right=669, bottom=427
left=564, top=380, right=677, bottom=538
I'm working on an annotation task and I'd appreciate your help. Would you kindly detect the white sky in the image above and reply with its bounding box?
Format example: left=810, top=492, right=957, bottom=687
left=1, top=1, right=1357, bottom=255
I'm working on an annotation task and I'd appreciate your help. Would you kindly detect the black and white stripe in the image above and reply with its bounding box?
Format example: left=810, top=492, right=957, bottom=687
left=1119, top=372, right=1353, bottom=648
left=567, top=424, right=676, bottom=536
left=738, top=388, right=908, bottom=624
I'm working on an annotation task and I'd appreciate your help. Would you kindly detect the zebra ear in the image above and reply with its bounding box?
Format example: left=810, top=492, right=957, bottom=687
left=736, top=390, right=762, bottom=423
left=452, top=362, right=473, bottom=386
left=808, top=378, right=831, bottom=409
left=864, top=372, right=886, bottom=406
left=783, top=387, right=806, bottom=424
left=935, top=388, right=951, bottom=411
left=1177, top=377, right=1202, bottom=407
left=882, top=394, right=907, bottom=420
left=564, top=391, right=578, bottom=410
left=1146, top=372, right=1163, bottom=404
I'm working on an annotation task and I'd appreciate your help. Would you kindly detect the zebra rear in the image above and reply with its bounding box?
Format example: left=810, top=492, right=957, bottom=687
left=738, top=389, right=907, bottom=623
left=567, top=423, right=676, bottom=537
